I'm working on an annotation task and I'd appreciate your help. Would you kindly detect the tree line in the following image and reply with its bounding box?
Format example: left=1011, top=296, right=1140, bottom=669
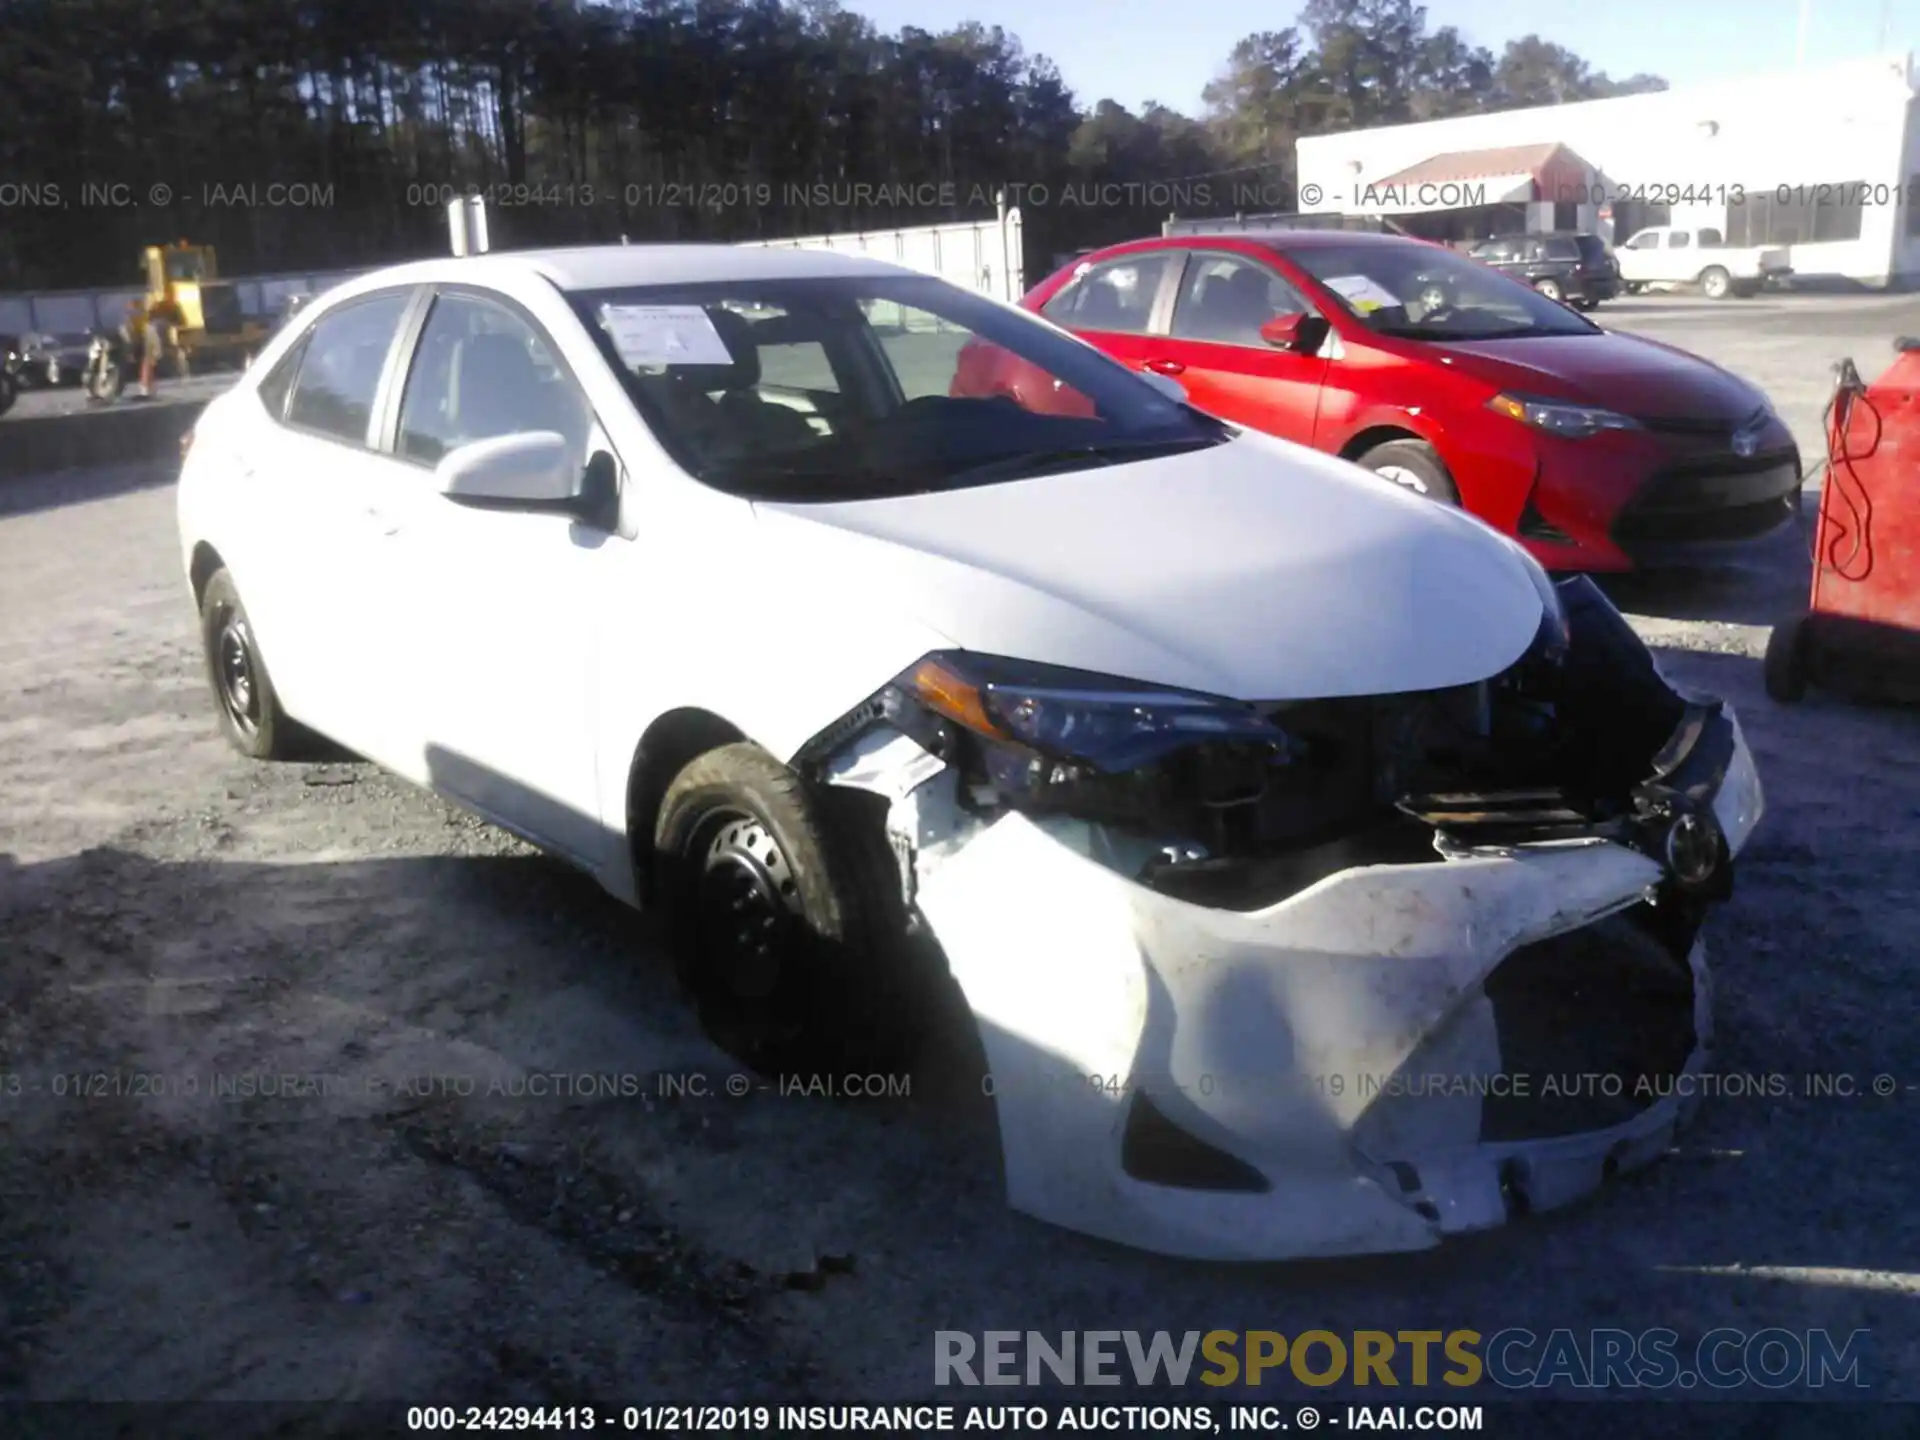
left=0, top=0, right=1666, bottom=291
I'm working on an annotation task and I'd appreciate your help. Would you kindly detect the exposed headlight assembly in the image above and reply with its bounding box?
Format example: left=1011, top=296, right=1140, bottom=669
left=1488, top=391, right=1639, bottom=440
left=896, top=652, right=1296, bottom=775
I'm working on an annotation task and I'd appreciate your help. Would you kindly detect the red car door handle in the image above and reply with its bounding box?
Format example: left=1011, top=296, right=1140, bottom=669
left=1142, top=358, right=1185, bottom=376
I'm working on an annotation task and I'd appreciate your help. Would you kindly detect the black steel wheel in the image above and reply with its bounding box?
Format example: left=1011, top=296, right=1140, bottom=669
left=199, top=568, right=301, bottom=758
left=653, top=742, right=931, bottom=1074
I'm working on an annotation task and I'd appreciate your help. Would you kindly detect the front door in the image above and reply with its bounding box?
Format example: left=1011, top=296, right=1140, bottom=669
left=1142, top=249, right=1329, bottom=446
left=372, top=287, right=613, bottom=867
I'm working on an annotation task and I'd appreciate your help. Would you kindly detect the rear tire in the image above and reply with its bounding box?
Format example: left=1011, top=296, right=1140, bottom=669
left=1764, top=614, right=1810, bottom=703
left=199, top=569, right=303, bottom=758
left=1357, top=438, right=1462, bottom=505
left=1534, top=277, right=1566, bottom=303
left=1700, top=266, right=1733, bottom=300
left=653, top=742, right=930, bottom=1075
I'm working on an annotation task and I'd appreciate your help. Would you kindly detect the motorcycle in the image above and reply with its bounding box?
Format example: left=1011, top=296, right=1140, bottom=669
left=85, top=330, right=131, bottom=402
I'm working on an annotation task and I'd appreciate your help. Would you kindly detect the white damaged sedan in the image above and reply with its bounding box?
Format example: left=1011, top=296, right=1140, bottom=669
left=176, top=244, right=1762, bottom=1261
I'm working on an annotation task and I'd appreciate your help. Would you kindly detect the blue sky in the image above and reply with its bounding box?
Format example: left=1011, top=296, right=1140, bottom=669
left=850, top=0, right=1912, bottom=115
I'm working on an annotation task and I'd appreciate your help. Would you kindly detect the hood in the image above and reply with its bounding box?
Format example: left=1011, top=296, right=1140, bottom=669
left=1436, top=330, right=1764, bottom=422
left=751, top=433, right=1544, bottom=702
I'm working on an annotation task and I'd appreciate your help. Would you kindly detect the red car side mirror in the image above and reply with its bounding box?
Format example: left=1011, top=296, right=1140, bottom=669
left=1260, top=313, right=1306, bottom=348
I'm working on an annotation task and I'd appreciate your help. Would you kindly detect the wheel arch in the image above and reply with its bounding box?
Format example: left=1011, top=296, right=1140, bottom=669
left=1338, top=422, right=1433, bottom=464
left=189, top=541, right=226, bottom=608
left=625, top=707, right=749, bottom=905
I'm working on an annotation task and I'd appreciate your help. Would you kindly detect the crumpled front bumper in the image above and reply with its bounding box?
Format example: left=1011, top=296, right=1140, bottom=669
left=827, top=711, right=1764, bottom=1261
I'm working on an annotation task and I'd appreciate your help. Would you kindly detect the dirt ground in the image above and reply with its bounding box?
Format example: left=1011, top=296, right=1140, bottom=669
left=3, top=295, right=1920, bottom=1429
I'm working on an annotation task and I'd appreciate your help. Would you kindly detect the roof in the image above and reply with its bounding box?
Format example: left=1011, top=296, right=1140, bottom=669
left=329, top=243, right=914, bottom=296
left=1370, top=142, right=1593, bottom=197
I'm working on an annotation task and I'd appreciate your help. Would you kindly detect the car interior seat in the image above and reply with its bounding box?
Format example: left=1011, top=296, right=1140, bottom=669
left=1189, top=267, right=1274, bottom=343
left=699, top=309, right=819, bottom=452
left=1074, top=280, right=1130, bottom=331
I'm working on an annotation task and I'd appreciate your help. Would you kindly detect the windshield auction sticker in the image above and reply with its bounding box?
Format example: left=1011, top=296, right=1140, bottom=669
left=1320, top=274, right=1402, bottom=313
left=598, top=303, right=735, bottom=367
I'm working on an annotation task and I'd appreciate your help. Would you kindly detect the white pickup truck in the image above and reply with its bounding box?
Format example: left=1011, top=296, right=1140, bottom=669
left=1615, top=225, right=1793, bottom=299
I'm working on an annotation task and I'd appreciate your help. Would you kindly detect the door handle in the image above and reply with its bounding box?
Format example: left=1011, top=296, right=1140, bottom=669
left=1142, top=358, right=1185, bottom=376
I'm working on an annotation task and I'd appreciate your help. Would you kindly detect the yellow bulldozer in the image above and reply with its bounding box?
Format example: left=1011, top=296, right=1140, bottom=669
left=138, top=240, right=270, bottom=372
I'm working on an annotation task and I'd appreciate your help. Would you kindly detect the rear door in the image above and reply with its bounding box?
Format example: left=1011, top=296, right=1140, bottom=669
left=1140, top=248, right=1329, bottom=446
left=240, top=288, right=419, bottom=755
left=1036, top=252, right=1181, bottom=375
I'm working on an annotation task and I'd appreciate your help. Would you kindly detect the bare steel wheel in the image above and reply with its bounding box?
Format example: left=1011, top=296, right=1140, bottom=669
left=692, top=809, right=806, bottom=1004
left=653, top=742, right=933, bottom=1074
left=198, top=568, right=303, bottom=759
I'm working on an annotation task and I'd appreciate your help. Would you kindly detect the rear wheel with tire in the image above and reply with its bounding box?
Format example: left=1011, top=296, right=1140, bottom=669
left=1357, top=438, right=1461, bottom=505
left=1533, top=277, right=1566, bottom=303
left=1700, top=266, right=1733, bottom=300
left=653, top=742, right=930, bottom=1074
left=199, top=569, right=302, bottom=758
left=1764, top=613, right=1811, bottom=702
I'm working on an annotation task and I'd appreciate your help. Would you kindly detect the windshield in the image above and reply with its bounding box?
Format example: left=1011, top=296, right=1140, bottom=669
left=567, top=275, right=1227, bottom=502
left=1289, top=242, right=1599, bottom=341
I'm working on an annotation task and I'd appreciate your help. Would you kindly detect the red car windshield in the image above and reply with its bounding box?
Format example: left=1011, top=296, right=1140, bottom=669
left=1289, top=243, right=1599, bottom=342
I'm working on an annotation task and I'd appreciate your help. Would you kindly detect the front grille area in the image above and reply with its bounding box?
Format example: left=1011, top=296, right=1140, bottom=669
left=1636, top=405, right=1767, bottom=439
left=1613, top=450, right=1801, bottom=544
left=1480, top=906, right=1699, bottom=1142
left=1348, top=903, right=1703, bottom=1156
left=1618, top=494, right=1798, bottom=544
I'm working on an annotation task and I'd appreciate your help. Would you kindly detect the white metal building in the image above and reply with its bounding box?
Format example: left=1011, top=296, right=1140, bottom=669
left=1295, top=53, right=1920, bottom=285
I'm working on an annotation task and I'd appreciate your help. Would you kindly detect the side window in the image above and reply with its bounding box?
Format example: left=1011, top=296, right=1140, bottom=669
left=1519, top=239, right=1546, bottom=263
left=1545, top=238, right=1580, bottom=262
left=1667, top=231, right=1692, bottom=249
left=1040, top=255, right=1170, bottom=335
left=255, top=337, right=306, bottom=421
left=1484, top=240, right=1514, bottom=261
left=1697, top=228, right=1724, bottom=247
left=1625, top=230, right=1660, bottom=250
left=397, top=292, right=593, bottom=468
left=284, top=293, right=411, bottom=445
left=1169, top=254, right=1307, bottom=345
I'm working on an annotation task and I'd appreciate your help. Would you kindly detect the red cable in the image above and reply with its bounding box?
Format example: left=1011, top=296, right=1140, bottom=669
left=1822, top=382, right=1878, bottom=583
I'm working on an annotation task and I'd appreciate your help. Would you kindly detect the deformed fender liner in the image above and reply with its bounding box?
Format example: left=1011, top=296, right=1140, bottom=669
left=825, top=714, right=1763, bottom=1261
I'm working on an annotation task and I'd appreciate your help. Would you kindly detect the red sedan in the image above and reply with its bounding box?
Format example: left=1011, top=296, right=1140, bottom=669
left=960, top=231, right=1801, bottom=572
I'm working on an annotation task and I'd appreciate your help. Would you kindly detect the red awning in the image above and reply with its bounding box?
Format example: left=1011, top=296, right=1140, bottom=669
left=1358, top=143, right=1594, bottom=213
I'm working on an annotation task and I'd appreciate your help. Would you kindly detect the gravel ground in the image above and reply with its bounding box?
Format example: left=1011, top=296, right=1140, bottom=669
left=2, top=294, right=1919, bottom=1427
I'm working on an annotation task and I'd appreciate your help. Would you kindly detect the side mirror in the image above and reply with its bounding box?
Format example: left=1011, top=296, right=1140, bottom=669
left=1139, top=369, right=1188, bottom=405
left=1262, top=313, right=1331, bottom=354
left=1260, top=313, right=1305, bottom=347
left=437, top=431, right=578, bottom=509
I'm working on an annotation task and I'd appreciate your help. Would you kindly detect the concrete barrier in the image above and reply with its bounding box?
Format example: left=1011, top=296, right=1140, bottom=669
left=0, top=399, right=209, bottom=481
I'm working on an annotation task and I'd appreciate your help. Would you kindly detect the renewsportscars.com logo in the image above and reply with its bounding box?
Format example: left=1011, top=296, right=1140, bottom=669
left=934, top=1329, right=1870, bottom=1391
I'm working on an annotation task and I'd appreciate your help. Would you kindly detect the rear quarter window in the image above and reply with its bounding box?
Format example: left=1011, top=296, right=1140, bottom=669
left=1545, top=239, right=1581, bottom=261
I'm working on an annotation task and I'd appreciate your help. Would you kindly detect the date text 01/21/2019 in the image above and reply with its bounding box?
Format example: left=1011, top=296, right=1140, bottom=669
left=406, top=1405, right=777, bottom=1431
left=1546, top=180, right=1919, bottom=207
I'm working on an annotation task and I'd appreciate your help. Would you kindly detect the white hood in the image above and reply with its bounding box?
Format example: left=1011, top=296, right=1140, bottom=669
left=752, top=433, right=1544, bottom=701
